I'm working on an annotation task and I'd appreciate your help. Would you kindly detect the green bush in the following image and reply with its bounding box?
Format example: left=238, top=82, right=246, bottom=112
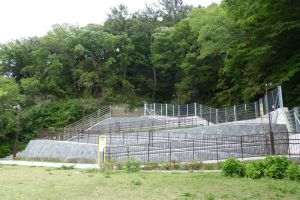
left=162, top=162, right=171, bottom=170
left=264, top=156, right=292, bottom=179
left=222, top=158, right=245, bottom=177
left=287, top=164, right=300, bottom=181
left=0, top=144, right=10, bottom=158
left=126, top=156, right=141, bottom=172
left=191, top=160, right=203, bottom=170
left=245, top=161, right=265, bottom=179
left=171, top=160, right=180, bottom=170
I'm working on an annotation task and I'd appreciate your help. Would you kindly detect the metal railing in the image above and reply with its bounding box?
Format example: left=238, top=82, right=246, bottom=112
left=145, top=86, right=284, bottom=124
left=63, top=105, right=111, bottom=141
left=105, top=132, right=299, bottom=163
left=286, top=107, right=300, bottom=133
left=66, top=116, right=205, bottom=143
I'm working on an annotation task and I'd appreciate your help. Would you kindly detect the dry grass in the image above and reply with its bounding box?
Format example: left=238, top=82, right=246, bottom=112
left=0, top=165, right=299, bottom=200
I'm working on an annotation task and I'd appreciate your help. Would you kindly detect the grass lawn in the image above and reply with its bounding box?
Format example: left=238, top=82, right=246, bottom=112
left=0, top=164, right=299, bottom=200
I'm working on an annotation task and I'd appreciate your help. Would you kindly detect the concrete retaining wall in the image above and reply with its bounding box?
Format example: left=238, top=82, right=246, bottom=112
left=22, top=140, right=98, bottom=163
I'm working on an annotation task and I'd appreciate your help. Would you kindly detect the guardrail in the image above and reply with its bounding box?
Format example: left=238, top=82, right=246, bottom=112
left=63, top=105, right=111, bottom=141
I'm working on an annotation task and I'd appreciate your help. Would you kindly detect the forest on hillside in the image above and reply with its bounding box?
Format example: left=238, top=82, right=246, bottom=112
left=0, top=0, right=299, bottom=156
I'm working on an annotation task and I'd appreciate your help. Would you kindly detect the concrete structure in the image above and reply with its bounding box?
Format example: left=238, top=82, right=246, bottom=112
left=22, top=140, right=98, bottom=162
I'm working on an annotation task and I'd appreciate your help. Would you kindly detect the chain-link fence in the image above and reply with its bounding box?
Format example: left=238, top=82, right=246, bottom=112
left=145, top=86, right=284, bottom=124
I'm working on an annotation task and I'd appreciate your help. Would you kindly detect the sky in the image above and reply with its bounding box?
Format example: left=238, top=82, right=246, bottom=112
left=0, top=0, right=222, bottom=44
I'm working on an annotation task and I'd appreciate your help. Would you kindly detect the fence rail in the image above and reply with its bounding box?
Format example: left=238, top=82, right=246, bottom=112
left=105, top=132, right=299, bottom=163
left=145, top=86, right=284, bottom=124
left=63, top=105, right=111, bottom=141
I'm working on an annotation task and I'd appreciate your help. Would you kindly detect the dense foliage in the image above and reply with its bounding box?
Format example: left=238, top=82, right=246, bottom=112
left=223, top=156, right=300, bottom=181
left=222, top=158, right=246, bottom=177
left=0, top=0, right=299, bottom=154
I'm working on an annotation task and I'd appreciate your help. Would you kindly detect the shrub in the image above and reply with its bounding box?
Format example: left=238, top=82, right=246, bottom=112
left=264, top=156, right=292, bottom=179
left=171, top=160, right=180, bottom=170
left=287, top=164, right=300, bottom=181
left=245, top=161, right=265, bottom=179
left=145, top=162, right=159, bottom=170
left=222, top=158, right=246, bottom=177
left=0, top=144, right=10, bottom=158
left=191, top=160, right=203, bottom=170
left=162, top=162, right=171, bottom=170
left=126, top=156, right=141, bottom=172
left=203, top=163, right=216, bottom=170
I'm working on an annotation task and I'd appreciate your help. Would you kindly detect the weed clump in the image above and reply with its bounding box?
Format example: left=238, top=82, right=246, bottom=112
left=58, top=165, right=74, bottom=170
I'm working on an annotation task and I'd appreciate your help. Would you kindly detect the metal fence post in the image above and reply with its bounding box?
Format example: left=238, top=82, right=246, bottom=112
left=154, top=103, right=156, bottom=115
left=216, top=138, right=219, bottom=162
left=173, top=105, right=174, bottom=117
left=200, top=104, right=203, bottom=118
left=161, top=104, right=163, bottom=116
left=178, top=105, right=180, bottom=117
left=192, top=140, right=195, bottom=160
left=169, top=142, right=172, bottom=163
left=166, top=104, right=168, bottom=117
left=240, top=136, right=243, bottom=160
left=234, top=105, right=237, bottom=121
left=216, top=109, right=218, bottom=124
left=278, top=86, right=284, bottom=108
left=148, top=144, right=150, bottom=162
left=187, top=104, right=189, bottom=117
left=265, top=94, right=269, bottom=114
left=194, top=103, right=197, bottom=116
left=254, top=102, right=258, bottom=118
left=209, top=107, right=212, bottom=122
left=225, top=108, right=227, bottom=122
left=144, top=104, right=147, bottom=116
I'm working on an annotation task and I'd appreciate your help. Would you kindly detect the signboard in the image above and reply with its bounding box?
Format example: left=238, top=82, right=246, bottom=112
left=98, top=136, right=106, bottom=165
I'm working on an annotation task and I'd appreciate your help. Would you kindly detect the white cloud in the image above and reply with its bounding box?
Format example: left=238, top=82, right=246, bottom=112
left=0, top=0, right=221, bottom=43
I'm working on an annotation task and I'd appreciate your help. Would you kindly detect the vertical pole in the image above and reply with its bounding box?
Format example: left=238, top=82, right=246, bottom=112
left=166, top=104, right=168, bottom=117
left=225, top=108, right=227, bottom=122
left=234, top=105, right=237, bottom=121
left=272, top=90, right=275, bottom=111
left=216, top=138, right=219, bottom=162
left=192, top=140, right=195, bottom=160
left=169, top=142, right=172, bottom=163
left=148, top=144, right=150, bottom=162
left=161, top=104, right=163, bottom=116
left=187, top=104, right=189, bottom=117
left=154, top=103, right=156, bottom=115
left=178, top=104, right=180, bottom=117
left=194, top=103, right=197, bottom=116
left=265, top=94, right=269, bottom=114
left=254, top=102, right=258, bottom=118
left=245, top=104, right=247, bottom=112
left=216, top=109, right=218, bottom=124
left=200, top=104, right=203, bottom=118
left=278, top=86, right=284, bottom=108
left=209, top=107, right=212, bottom=122
left=109, top=105, right=112, bottom=118
left=240, top=136, right=243, bottom=160
left=144, top=104, right=147, bottom=116
left=173, top=105, right=174, bottom=117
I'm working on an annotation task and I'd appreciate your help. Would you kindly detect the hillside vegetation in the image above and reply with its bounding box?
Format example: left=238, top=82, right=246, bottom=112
left=0, top=0, right=299, bottom=154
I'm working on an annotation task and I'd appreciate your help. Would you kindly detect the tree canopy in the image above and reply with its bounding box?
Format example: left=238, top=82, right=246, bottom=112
left=0, top=0, right=299, bottom=154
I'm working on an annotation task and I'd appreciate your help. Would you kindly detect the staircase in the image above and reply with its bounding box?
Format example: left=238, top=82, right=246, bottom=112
left=63, top=106, right=111, bottom=141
